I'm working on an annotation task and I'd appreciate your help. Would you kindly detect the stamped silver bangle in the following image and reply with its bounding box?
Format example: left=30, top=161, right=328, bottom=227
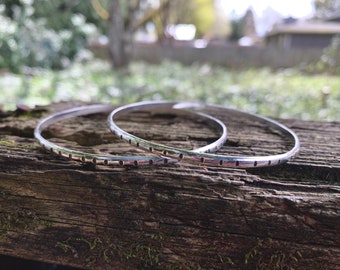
left=34, top=104, right=177, bottom=166
left=108, top=101, right=228, bottom=159
left=108, top=101, right=300, bottom=168
left=34, top=103, right=227, bottom=166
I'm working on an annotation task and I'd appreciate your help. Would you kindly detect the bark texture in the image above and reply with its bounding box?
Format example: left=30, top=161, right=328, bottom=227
left=108, top=0, right=129, bottom=68
left=0, top=102, right=339, bottom=270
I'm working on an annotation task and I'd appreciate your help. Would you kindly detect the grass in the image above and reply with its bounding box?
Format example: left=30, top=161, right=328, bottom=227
left=0, top=59, right=339, bottom=121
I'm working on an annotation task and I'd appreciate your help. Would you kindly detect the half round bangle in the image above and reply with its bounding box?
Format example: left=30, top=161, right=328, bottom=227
left=108, top=101, right=300, bottom=168
left=34, top=103, right=227, bottom=166
left=34, top=104, right=178, bottom=166
left=108, top=101, right=228, bottom=159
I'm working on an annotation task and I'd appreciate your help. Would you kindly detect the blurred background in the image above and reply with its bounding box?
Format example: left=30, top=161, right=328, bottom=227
left=0, top=0, right=339, bottom=121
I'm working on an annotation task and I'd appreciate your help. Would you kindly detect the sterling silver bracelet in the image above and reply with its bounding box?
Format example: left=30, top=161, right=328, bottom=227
left=34, top=103, right=227, bottom=166
left=108, top=101, right=228, bottom=155
left=108, top=101, right=300, bottom=168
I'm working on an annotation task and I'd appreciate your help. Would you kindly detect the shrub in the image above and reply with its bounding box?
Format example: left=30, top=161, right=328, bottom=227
left=0, top=1, right=98, bottom=72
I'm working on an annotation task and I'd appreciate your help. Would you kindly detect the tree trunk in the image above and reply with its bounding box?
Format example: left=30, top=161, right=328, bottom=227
left=108, top=0, right=130, bottom=68
left=0, top=102, right=339, bottom=269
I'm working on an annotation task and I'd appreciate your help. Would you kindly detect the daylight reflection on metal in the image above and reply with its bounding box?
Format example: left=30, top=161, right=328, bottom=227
left=34, top=102, right=228, bottom=166
left=108, top=101, right=300, bottom=168
left=34, top=104, right=176, bottom=166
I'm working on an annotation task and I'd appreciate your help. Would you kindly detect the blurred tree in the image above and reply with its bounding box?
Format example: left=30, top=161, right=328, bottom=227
left=107, top=0, right=131, bottom=68
left=1, top=0, right=219, bottom=70
left=2, top=0, right=21, bottom=19
left=191, top=0, right=215, bottom=37
left=229, top=19, right=243, bottom=41
left=163, top=0, right=215, bottom=38
left=206, top=3, right=231, bottom=39
left=229, top=8, right=258, bottom=42
left=2, top=0, right=106, bottom=32
left=313, top=0, right=340, bottom=18
left=242, top=8, right=256, bottom=38
left=0, top=0, right=102, bottom=71
left=105, top=0, right=215, bottom=68
left=106, top=0, right=171, bottom=68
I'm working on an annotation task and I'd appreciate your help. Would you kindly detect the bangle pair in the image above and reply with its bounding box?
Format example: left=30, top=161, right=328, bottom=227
left=34, top=101, right=300, bottom=168
left=34, top=102, right=227, bottom=166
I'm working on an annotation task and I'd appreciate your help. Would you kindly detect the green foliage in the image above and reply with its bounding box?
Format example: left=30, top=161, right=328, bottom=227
left=1, top=60, right=339, bottom=121
left=303, top=35, right=340, bottom=75
left=229, top=18, right=243, bottom=41
left=0, top=13, right=20, bottom=72
left=158, top=0, right=215, bottom=38
left=191, top=0, right=215, bottom=37
left=244, top=238, right=303, bottom=270
left=313, top=0, right=340, bottom=18
left=0, top=0, right=99, bottom=72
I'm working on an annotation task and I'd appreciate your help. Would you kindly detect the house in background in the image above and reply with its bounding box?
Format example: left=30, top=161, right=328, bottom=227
left=265, top=16, right=340, bottom=49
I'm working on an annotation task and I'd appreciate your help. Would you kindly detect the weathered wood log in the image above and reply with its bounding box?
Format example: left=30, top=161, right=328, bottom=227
left=0, top=101, right=339, bottom=270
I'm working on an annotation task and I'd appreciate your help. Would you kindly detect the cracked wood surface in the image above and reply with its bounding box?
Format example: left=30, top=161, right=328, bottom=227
left=0, top=101, right=339, bottom=269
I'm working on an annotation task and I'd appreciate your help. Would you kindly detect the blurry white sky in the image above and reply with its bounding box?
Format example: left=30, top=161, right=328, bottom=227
left=218, top=0, right=315, bottom=18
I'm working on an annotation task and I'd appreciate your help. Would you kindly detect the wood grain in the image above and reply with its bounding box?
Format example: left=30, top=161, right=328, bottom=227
left=0, top=102, right=339, bottom=269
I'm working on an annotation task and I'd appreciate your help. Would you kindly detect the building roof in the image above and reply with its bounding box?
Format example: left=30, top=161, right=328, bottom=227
left=267, top=21, right=340, bottom=36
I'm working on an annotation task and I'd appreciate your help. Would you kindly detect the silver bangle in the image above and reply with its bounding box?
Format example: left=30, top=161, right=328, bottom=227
left=108, top=101, right=228, bottom=158
left=34, top=104, right=176, bottom=166
left=108, top=101, right=300, bottom=168
left=34, top=103, right=227, bottom=166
